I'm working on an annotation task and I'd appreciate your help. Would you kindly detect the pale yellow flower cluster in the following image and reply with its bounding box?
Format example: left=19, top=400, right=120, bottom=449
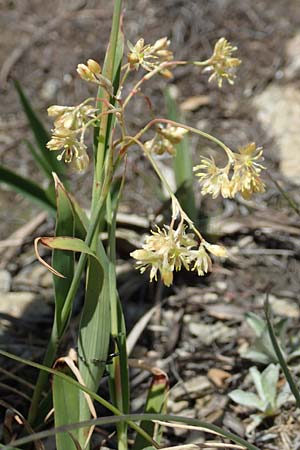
left=127, top=37, right=173, bottom=76
left=203, top=37, right=241, bottom=87
left=130, top=225, right=226, bottom=286
left=46, top=103, right=96, bottom=171
left=144, top=124, right=188, bottom=155
left=194, top=143, right=265, bottom=200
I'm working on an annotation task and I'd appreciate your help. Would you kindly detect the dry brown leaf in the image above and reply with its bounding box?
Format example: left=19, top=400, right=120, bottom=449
left=208, top=368, right=231, bottom=388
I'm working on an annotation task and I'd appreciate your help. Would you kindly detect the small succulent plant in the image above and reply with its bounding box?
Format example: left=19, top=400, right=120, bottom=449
left=229, top=364, right=291, bottom=434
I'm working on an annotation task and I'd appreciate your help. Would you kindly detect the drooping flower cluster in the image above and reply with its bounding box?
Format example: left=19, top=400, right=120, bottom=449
left=46, top=103, right=96, bottom=171
left=127, top=37, right=173, bottom=76
left=46, top=57, right=117, bottom=172
left=144, top=124, right=188, bottom=155
left=203, top=37, right=241, bottom=87
left=130, top=224, right=226, bottom=286
left=194, top=143, right=265, bottom=200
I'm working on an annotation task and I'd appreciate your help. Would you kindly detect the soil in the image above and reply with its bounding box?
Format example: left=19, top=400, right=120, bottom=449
left=1, top=1, right=300, bottom=449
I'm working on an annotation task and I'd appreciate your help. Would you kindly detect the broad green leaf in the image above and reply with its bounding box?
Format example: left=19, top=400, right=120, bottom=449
left=245, top=312, right=266, bottom=336
left=0, top=165, right=55, bottom=213
left=53, top=364, right=80, bottom=450
left=39, top=236, right=102, bottom=265
left=228, top=390, right=266, bottom=412
left=77, top=239, right=110, bottom=447
left=250, top=366, right=265, bottom=403
left=260, top=364, right=279, bottom=409
left=14, top=80, right=64, bottom=177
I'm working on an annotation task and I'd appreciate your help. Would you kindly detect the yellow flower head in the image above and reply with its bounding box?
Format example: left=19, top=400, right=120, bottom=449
left=204, top=37, right=241, bottom=87
left=131, top=225, right=196, bottom=286
left=193, top=157, right=232, bottom=199
left=127, top=37, right=173, bottom=73
left=131, top=222, right=226, bottom=286
left=194, top=143, right=265, bottom=200
left=231, top=143, right=265, bottom=199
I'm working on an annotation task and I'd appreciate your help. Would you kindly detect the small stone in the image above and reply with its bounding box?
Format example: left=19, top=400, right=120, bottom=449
left=168, top=399, right=189, bottom=414
left=256, top=293, right=299, bottom=318
left=189, top=322, right=236, bottom=345
left=170, top=375, right=212, bottom=400
left=285, top=33, right=300, bottom=80
left=0, top=270, right=11, bottom=293
left=223, top=411, right=246, bottom=437
left=40, top=78, right=60, bottom=100
left=0, top=292, right=51, bottom=319
left=253, top=84, right=300, bottom=183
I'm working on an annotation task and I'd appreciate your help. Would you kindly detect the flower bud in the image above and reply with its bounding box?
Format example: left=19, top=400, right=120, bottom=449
left=87, top=59, right=101, bottom=74
left=71, top=152, right=89, bottom=172
left=47, top=105, right=69, bottom=117
left=77, top=63, right=94, bottom=81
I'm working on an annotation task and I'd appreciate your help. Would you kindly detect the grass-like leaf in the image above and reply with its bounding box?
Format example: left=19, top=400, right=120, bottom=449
left=0, top=349, right=157, bottom=449
left=14, top=80, right=64, bottom=177
left=52, top=174, right=75, bottom=333
left=77, top=242, right=111, bottom=446
left=264, top=296, right=300, bottom=407
left=165, top=87, right=197, bottom=223
left=133, top=369, right=168, bottom=450
left=53, top=364, right=80, bottom=450
left=0, top=164, right=55, bottom=212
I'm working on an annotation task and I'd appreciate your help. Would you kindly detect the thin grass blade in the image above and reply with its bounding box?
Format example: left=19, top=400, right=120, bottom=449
left=25, top=140, right=54, bottom=180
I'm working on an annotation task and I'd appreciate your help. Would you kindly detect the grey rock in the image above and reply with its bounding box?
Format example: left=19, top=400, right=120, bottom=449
left=0, top=270, right=11, bottom=293
left=253, top=84, right=300, bottom=183
left=0, top=292, right=51, bottom=318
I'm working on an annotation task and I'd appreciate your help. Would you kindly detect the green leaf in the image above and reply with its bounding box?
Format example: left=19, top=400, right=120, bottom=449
left=77, top=240, right=111, bottom=447
left=260, top=364, right=279, bottom=409
left=53, top=364, right=80, bottom=450
left=52, top=174, right=75, bottom=334
left=228, top=390, right=266, bottom=412
left=249, top=366, right=266, bottom=402
left=0, top=164, right=55, bottom=212
left=165, top=87, right=197, bottom=223
left=14, top=79, right=64, bottom=177
left=245, top=312, right=266, bottom=336
left=133, top=370, right=168, bottom=450
left=24, top=140, right=54, bottom=180
left=264, top=298, right=300, bottom=407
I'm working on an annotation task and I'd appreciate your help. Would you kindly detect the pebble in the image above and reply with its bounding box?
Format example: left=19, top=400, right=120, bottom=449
left=0, top=292, right=51, bottom=318
left=253, top=84, right=300, bottom=183
left=188, top=322, right=236, bottom=345
left=170, top=375, right=212, bottom=400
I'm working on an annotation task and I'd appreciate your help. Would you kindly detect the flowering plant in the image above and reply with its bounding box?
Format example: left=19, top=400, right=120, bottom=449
left=1, top=3, right=265, bottom=450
